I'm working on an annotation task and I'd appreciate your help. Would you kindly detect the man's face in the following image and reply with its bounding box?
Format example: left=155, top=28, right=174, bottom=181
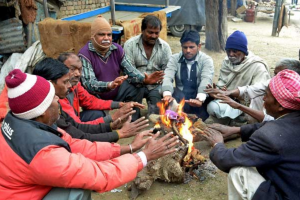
left=274, top=65, right=286, bottom=75
left=63, top=55, right=82, bottom=86
left=52, top=73, right=71, bottom=99
left=182, top=41, right=201, bottom=61
left=142, top=25, right=160, bottom=45
left=44, top=95, right=60, bottom=126
left=263, top=86, right=281, bottom=118
left=226, top=49, right=245, bottom=65
left=93, top=31, right=112, bottom=48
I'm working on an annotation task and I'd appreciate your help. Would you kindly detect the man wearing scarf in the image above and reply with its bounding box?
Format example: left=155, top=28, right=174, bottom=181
left=206, top=31, right=270, bottom=124
left=79, top=16, right=162, bottom=121
left=203, top=69, right=300, bottom=200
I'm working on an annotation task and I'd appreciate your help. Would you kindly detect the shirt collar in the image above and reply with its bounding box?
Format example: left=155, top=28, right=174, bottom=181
left=178, top=52, right=200, bottom=64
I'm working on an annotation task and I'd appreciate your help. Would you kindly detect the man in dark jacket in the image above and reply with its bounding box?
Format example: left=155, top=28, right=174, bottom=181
left=33, top=58, right=149, bottom=142
left=202, top=69, right=300, bottom=200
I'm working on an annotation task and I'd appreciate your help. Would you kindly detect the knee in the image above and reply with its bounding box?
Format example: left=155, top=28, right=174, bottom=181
left=207, top=100, right=220, bottom=117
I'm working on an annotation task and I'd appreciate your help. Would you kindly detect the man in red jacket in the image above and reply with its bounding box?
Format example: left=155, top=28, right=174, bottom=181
left=57, top=52, right=145, bottom=125
left=0, top=69, right=179, bottom=199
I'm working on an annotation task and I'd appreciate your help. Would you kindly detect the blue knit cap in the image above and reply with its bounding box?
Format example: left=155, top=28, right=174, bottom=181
left=225, top=31, right=248, bottom=55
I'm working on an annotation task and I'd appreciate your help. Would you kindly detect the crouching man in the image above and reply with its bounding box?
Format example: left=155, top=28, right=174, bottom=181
left=203, top=69, right=300, bottom=199
left=0, top=69, right=179, bottom=199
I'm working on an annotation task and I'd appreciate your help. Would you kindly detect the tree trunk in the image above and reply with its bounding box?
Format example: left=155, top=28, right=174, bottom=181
left=205, top=0, right=228, bottom=52
left=231, top=0, right=237, bottom=16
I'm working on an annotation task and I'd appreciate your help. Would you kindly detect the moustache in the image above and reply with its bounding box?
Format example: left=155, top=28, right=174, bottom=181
left=101, top=40, right=111, bottom=44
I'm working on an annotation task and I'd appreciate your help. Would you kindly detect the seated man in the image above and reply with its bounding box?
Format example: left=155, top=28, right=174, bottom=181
left=203, top=69, right=300, bottom=200
left=210, top=58, right=300, bottom=122
left=33, top=58, right=149, bottom=142
left=124, top=15, right=172, bottom=115
left=0, top=69, right=179, bottom=199
left=78, top=16, right=163, bottom=120
left=206, top=30, right=270, bottom=125
left=162, top=30, right=214, bottom=120
left=58, top=53, right=144, bottom=124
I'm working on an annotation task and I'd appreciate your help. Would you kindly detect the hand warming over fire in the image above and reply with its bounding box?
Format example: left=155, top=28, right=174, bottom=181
left=207, top=123, right=241, bottom=139
left=117, top=116, right=149, bottom=138
left=203, top=128, right=224, bottom=147
left=217, top=94, right=241, bottom=109
left=204, top=83, right=226, bottom=99
left=129, top=130, right=154, bottom=152
left=142, top=132, right=179, bottom=161
left=162, top=95, right=174, bottom=103
left=119, top=101, right=145, bottom=109
left=110, top=110, right=136, bottom=129
left=185, top=99, right=202, bottom=107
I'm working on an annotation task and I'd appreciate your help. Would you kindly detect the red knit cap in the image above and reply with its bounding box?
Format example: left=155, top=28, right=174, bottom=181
left=269, top=69, right=300, bottom=110
left=5, top=69, right=55, bottom=119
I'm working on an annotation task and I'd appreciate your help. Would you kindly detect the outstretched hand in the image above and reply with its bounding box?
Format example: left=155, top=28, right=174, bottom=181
left=142, top=132, right=179, bottom=161
left=217, top=94, right=241, bottom=109
left=143, top=71, right=164, bottom=85
left=202, top=128, right=224, bottom=147
left=207, top=123, right=239, bottom=138
left=130, top=130, right=153, bottom=152
left=108, top=75, right=128, bottom=90
left=185, top=99, right=203, bottom=107
left=162, top=95, right=174, bottom=103
left=117, top=116, right=149, bottom=139
left=204, top=83, right=225, bottom=98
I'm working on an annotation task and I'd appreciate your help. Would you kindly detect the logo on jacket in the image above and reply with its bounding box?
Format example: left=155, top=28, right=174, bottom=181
left=2, top=120, right=14, bottom=140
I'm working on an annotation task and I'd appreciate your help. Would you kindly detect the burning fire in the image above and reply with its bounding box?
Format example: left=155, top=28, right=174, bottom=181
left=157, top=99, right=194, bottom=153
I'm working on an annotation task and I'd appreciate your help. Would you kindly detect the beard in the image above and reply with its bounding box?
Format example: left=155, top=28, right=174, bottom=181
left=228, top=56, right=244, bottom=65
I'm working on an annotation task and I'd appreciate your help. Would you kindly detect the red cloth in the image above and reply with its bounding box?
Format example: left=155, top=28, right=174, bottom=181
left=59, top=82, right=114, bottom=125
left=0, top=127, right=143, bottom=199
left=0, top=85, right=9, bottom=123
left=269, top=69, right=300, bottom=110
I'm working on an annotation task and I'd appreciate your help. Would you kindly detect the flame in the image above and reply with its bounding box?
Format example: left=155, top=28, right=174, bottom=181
left=154, top=122, right=160, bottom=129
left=157, top=101, right=171, bottom=127
left=179, top=116, right=193, bottom=153
left=177, top=98, right=185, bottom=116
left=157, top=99, right=194, bottom=154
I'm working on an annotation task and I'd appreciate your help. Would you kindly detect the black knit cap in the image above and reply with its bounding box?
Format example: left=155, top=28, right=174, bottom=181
left=180, top=30, right=200, bottom=45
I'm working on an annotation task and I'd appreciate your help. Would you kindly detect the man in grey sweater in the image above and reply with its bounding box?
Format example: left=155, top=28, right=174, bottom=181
left=162, top=30, right=214, bottom=120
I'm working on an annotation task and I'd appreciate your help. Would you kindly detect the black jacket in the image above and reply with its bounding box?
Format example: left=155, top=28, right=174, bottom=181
left=55, top=107, right=119, bottom=142
left=210, top=111, right=300, bottom=200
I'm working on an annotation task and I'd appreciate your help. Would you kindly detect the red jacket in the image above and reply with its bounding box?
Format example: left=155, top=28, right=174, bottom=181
left=59, top=82, right=119, bottom=125
left=0, top=113, right=143, bottom=199
left=0, top=85, right=8, bottom=124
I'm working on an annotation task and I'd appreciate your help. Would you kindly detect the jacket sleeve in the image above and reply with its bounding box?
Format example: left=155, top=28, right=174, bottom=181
left=57, top=112, right=119, bottom=142
left=162, top=54, right=178, bottom=94
left=27, top=145, right=143, bottom=192
left=197, top=55, right=214, bottom=94
left=78, top=83, right=120, bottom=110
left=240, top=122, right=265, bottom=142
left=210, top=128, right=282, bottom=173
left=59, top=98, right=107, bottom=125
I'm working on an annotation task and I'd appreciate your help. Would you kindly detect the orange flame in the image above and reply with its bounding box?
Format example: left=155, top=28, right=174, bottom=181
left=157, top=100, right=194, bottom=153
left=179, top=116, right=193, bottom=153
left=157, top=101, right=171, bottom=127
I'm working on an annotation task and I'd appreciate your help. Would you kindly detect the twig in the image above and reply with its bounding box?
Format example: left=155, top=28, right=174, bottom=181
left=171, top=121, right=188, bottom=145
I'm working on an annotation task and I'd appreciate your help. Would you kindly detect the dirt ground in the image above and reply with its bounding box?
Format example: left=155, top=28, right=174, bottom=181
left=93, top=11, right=300, bottom=200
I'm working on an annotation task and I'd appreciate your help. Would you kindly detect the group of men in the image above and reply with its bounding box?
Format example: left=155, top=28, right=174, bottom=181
left=0, top=13, right=300, bottom=200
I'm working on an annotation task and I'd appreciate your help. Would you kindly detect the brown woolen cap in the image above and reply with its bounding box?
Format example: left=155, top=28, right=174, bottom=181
left=91, top=15, right=112, bottom=37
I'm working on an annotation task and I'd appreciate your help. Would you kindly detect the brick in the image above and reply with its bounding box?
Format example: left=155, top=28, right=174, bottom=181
left=60, top=6, right=66, bottom=11
left=75, top=5, right=80, bottom=9
left=100, top=2, right=105, bottom=7
left=78, top=1, right=82, bottom=5
left=67, top=6, right=74, bottom=10
left=73, top=2, right=78, bottom=6
left=67, top=1, right=73, bottom=6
